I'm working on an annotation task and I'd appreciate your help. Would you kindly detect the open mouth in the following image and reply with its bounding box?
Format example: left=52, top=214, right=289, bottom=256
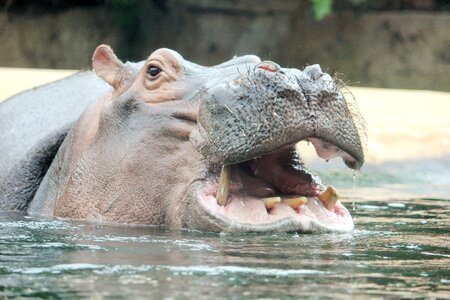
left=197, top=137, right=358, bottom=233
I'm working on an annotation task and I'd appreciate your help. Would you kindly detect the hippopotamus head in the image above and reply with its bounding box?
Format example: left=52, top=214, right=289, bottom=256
left=37, top=45, right=366, bottom=233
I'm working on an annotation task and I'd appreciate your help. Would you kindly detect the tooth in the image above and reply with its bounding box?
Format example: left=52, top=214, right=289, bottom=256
left=318, top=186, right=339, bottom=210
left=262, top=197, right=281, bottom=209
left=282, top=196, right=308, bottom=209
left=216, top=165, right=231, bottom=206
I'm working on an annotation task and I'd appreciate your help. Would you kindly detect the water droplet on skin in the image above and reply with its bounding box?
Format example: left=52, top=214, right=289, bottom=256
left=352, top=170, right=358, bottom=210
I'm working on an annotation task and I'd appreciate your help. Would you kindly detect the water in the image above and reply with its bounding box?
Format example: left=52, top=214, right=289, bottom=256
left=1, top=170, right=449, bottom=299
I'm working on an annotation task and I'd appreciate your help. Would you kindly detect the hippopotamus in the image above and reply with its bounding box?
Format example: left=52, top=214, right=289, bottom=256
left=0, top=45, right=366, bottom=233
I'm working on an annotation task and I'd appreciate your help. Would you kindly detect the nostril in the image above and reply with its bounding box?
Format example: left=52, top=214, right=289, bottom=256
left=257, top=61, right=281, bottom=73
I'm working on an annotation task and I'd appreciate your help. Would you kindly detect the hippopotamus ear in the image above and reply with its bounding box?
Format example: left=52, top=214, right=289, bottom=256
left=92, top=44, right=125, bottom=89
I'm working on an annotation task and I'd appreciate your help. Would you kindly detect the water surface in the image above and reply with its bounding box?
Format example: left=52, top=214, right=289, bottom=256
left=1, top=169, right=449, bottom=299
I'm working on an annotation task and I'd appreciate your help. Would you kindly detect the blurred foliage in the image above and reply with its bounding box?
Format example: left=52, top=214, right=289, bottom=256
left=310, top=0, right=448, bottom=20
left=311, top=0, right=333, bottom=20
left=1, top=0, right=448, bottom=16
left=311, top=0, right=370, bottom=20
left=105, top=0, right=138, bottom=30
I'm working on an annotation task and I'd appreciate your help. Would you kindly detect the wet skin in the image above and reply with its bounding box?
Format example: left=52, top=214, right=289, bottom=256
left=5, top=45, right=367, bottom=233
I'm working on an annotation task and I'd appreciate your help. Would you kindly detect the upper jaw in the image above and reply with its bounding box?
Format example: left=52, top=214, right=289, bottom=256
left=190, top=65, right=366, bottom=170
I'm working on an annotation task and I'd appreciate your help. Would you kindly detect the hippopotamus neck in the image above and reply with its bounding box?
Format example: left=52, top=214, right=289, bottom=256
left=30, top=93, right=205, bottom=226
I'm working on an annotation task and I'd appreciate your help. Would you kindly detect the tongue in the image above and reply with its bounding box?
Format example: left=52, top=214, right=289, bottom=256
left=232, top=164, right=277, bottom=198
left=248, top=148, right=320, bottom=196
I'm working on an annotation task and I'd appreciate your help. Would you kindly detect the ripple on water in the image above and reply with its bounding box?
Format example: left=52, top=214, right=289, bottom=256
left=0, top=219, right=82, bottom=231
left=7, top=263, right=328, bottom=277
left=12, top=263, right=102, bottom=275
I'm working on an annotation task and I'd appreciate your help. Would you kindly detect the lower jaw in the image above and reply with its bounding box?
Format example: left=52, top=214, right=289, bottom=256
left=196, top=184, right=354, bottom=233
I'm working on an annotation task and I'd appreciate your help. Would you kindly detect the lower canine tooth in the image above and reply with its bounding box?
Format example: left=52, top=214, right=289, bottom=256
left=318, top=186, right=339, bottom=210
left=216, top=165, right=230, bottom=207
left=262, top=197, right=281, bottom=209
left=282, top=196, right=307, bottom=209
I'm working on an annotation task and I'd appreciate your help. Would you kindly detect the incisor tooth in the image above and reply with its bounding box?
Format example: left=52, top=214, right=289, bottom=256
left=318, top=186, right=339, bottom=210
left=216, top=165, right=231, bottom=207
left=262, top=197, right=281, bottom=209
left=282, top=196, right=308, bottom=209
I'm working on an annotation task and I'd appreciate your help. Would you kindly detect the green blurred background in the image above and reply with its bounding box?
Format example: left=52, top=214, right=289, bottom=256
left=0, top=0, right=449, bottom=91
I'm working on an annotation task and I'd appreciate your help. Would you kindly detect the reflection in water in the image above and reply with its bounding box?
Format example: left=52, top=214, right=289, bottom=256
left=0, top=176, right=449, bottom=298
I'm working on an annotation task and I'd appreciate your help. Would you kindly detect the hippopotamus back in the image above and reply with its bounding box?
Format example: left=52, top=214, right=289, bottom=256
left=0, top=71, right=111, bottom=210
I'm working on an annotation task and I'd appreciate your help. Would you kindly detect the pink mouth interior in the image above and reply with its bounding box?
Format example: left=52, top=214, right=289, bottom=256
left=197, top=145, right=355, bottom=232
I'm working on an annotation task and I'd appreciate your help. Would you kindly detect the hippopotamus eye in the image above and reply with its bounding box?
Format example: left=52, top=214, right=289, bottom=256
left=147, top=66, right=161, bottom=77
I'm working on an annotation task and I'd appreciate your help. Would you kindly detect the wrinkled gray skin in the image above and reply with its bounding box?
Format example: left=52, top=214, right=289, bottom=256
left=0, top=46, right=366, bottom=233
left=0, top=72, right=111, bottom=209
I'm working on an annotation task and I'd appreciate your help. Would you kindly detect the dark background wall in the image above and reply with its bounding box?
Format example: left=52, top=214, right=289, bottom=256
left=0, top=0, right=449, bottom=91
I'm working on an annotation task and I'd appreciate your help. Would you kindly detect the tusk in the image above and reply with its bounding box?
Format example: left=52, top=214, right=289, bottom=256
left=216, top=165, right=231, bottom=206
left=282, top=196, right=307, bottom=209
left=262, top=196, right=281, bottom=209
left=318, top=186, right=339, bottom=210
